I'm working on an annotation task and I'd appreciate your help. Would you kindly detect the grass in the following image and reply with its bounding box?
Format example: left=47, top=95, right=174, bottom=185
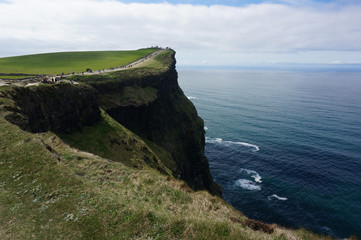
left=0, top=49, right=340, bottom=240
left=0, top=93, right=337, bottom=240
left=0, top=48, right=158, bottom=75
left=0, top=85, right=13, bottom=91
left=0, top=104, right=235, bottom=239
left=0, top=75, right=36, bottom=80
left=76, top=49, right=175, bottom=84
left=58, top=110, right=169, bottom=173
left=136, top=49, right=175, bottom=71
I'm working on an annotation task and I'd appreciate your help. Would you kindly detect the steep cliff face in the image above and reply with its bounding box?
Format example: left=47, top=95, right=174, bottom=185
left=0, top=50, right=331, bottom=239
left=3, top=83, right=101, bottom=133
left=2, top=50, right=221, bottom=196
left=84, top=50, right=222, bottom=196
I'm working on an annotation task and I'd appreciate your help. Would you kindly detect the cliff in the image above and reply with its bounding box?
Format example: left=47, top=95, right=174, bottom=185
left=80, top=50, right=222, bottom=196
left=1, top=50, right=221, bottom=196
left=0, top=49, right=332, bottom=239
left=3, top=83, right=101, bottom=133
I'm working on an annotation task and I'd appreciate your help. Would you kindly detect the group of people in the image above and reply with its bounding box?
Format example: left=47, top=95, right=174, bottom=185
left=42, top=77, right=59, bottom=84
left=41, top=75, right=64, bottom=84
left=41, top=74, right=77, bottom=84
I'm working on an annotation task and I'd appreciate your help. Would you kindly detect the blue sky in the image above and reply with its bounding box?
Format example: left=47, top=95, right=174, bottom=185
left=0, top=0, right=360, bottom=66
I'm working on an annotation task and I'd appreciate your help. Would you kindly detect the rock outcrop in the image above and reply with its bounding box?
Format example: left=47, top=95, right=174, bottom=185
left=2, top=50, right=222, bottom=196
left=84, top=50, right=222, bottom=196
left=3, top=83, right=101, bottom=133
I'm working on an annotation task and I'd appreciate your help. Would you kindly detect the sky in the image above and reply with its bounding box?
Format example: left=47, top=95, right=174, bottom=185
left=0, top=0, right=361, bottom=66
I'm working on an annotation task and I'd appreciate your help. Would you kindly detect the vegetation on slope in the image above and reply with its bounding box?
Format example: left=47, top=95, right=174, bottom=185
left=58, top=110, right=169, bottom=174
left=0, top=92, right=334, bottom=240
left=0, top=48, right=338, bottom=239
left=0, top=48, right=158, bottom=75
left=76, top=49, right=175, bottom=83
left=0, top=75, right=36, bottom=80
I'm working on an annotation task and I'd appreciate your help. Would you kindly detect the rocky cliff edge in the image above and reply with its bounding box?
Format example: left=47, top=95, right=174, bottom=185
left=1, top=49, right=222, bottom=196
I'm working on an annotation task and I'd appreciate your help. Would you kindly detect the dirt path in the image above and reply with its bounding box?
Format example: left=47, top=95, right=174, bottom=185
left=69, top=49, right=165, bottom=77
left=0, top=79, right=10, bottom=87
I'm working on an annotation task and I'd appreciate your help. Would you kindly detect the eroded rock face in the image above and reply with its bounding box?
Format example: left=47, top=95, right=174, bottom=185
left=4, top=83, right=101, bottom=133
left=89, top=53, right=222, bottom=196
left=2, top=51, right=222, bottom=196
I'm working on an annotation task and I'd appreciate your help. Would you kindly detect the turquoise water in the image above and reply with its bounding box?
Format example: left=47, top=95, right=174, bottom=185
left=178, top=68, right=361, bottom=238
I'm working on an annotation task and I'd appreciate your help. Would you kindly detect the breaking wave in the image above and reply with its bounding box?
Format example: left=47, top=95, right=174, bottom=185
left=240, top=168, right=262, bottom=183
left=235, top=179, right=261, bottom=191
left=204, top=127, right=208, bottom=131
left=205, top=137, right=260, bottom=152
left=268, top=194, right=288, bottom=201
left=187, top=96, right=197, bottom=100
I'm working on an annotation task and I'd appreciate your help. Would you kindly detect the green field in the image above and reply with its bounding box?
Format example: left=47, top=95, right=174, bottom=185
left=0, top=48, right=158, bottom=75
left=0, top=75, right=36, bottom=80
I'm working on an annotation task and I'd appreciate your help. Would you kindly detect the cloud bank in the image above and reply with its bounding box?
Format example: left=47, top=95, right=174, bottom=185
left=0, top=0, right=360, bottom=65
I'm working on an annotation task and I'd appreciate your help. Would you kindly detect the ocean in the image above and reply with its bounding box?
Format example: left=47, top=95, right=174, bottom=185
left=178, top=68, right=361, bottom=239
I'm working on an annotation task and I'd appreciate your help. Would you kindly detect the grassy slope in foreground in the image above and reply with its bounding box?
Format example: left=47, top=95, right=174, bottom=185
left=0, top=95, right=332, bottom=240
left=0, top=48, right=158, bottom=75
left=0, top=49, right=336, bottom=239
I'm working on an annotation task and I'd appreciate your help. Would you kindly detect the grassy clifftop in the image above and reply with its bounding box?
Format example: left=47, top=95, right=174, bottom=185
left=0, top=48, right=158, bottom=75
left=76, top=49, right=175, bottom=84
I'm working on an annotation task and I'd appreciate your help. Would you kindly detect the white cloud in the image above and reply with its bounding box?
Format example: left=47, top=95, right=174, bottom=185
left=0, top=0, right=361, bottom=64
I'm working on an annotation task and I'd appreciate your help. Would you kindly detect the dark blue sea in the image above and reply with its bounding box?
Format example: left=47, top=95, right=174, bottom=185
left=178, top=68, right=361, bottom=239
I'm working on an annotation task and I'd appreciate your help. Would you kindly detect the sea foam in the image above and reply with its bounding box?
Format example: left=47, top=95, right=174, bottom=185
left=204, top=127, right=208, bottom=131
left=205, top=137, right=260, bottom=152
left=268, top=194, right=288, bottom=201
left=240, top=168, right=262, bottom=183
left=187, top=96, right=196, bottom=100
left=235, top=179, right=261, bottom=191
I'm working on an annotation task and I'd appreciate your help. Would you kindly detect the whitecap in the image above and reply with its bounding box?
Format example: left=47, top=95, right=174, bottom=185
left=268, top=194, right=288, bottom=201
left=205, top=137, right=259, bottom=152
left=235, top=179, right=261, bottom=191
left=205, top=137, right=223, bottom=144
left=240, top=168, right=262, bottom=183
left=187, top=96, right=196, bottom=100
left=204, top=127, right=208, bottom=131
left=234, top=142, right=260, bottom=152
